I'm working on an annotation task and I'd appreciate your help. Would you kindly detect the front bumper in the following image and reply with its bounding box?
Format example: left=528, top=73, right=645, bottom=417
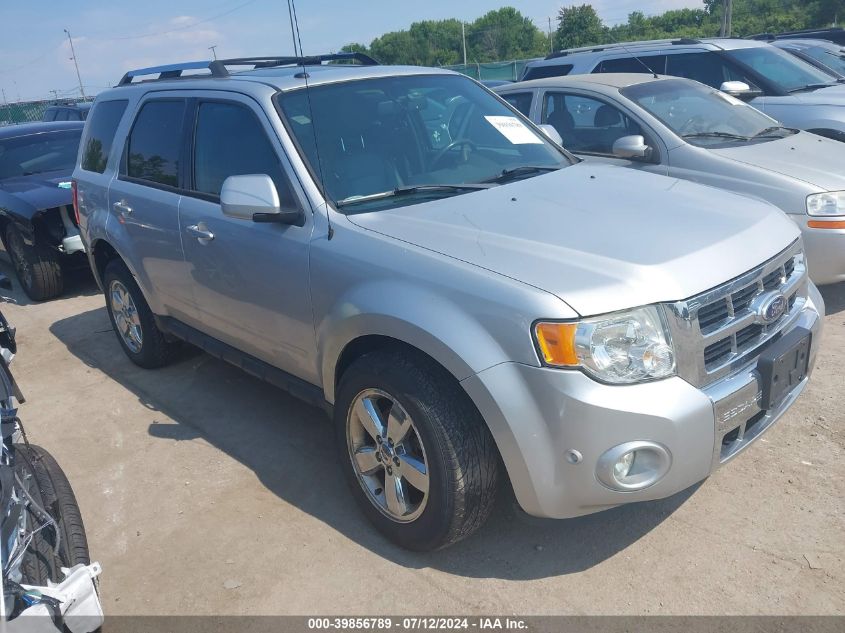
left=800, top=221, right=845, bottom=285
left=461, top=283, right=824, bottom=519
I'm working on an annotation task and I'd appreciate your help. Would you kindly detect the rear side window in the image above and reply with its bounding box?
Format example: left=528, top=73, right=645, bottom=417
left=192, top=101, right=292, bottom=203
left=125, top=100, right=186, bottom=187
left=501, top=92, right=533, bottom=117
left=43, top=109, right=57, bottom=122
left=595, top=55, right=667, bottom=74
left=54, top=110, right=68, bottom=121
left=81, top=99, right=129, bottom=173
left=522, top=64, right=573, bottom=80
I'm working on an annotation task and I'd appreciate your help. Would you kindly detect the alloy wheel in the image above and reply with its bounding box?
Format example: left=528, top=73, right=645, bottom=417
left=347, top=388, right=430, bottom=523
left=109, top=280, right=143, bottom=353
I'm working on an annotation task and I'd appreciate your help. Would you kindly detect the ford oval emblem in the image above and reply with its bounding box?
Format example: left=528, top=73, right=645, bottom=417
left=754, top=291, right=788, bottom=324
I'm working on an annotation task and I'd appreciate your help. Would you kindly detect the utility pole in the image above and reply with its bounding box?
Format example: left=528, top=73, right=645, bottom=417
left=720, top=0, right=733, bottom=37
left=726, top=0, right=733, bottom=37
left=64, top=29, right=85, bottom=100
left=1, top=88, right=7, bottom=106
left=461, top=22, right=467, bottom=66
left=548, top=17, right=554, bottom=53
left=50, top=89, right=59, bottom=103
left=208, top=45, right=218, bottom=60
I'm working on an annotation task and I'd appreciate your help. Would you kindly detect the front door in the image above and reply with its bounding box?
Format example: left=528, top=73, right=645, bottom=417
left=178, top=95, right=316, bottom=382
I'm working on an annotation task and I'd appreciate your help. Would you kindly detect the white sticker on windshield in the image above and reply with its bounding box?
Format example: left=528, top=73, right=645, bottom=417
left=484, top=116, right=543, bottom=144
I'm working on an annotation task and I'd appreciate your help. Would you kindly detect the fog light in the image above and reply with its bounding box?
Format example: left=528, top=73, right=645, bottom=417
left=597, top=441, right=671, bottom=491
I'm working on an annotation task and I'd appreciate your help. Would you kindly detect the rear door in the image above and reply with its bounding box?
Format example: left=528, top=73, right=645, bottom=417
left=107, top=96, right=199, bottom=324
left=178, top=93, right=315, bottom=380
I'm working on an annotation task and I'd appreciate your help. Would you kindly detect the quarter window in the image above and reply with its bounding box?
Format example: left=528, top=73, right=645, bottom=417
left=125, top=100, right=186, bottom=187
left=192, top=101, right=293, bottom=205
left=595, top=55, right=667, bottom=75
left=81, top=99, right=128, bottom=173
left=501, top=92, right=533, bottom=117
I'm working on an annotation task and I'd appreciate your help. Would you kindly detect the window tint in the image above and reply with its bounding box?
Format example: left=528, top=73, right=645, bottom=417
left=193, top=101, right=291, bottom=203
left=81, top=99, right=129, bottom=173
left=595, top=55, right=666, bottom=74
left=666, top=52, right=757, bottom=90
left=542, top=92, right=643, bottom=155
left=501, top=92, right=533, bottom=117
left=43, top=109, right=56, bottom=122
left=522, top=64, right=573, bottom=80
left=0, top=130, right=82, bottom=180
left=125, top=100, right=185, bottom=187
left=54, top=110, right=68, bottom=121
left=67, top=110, right=82, bottom=121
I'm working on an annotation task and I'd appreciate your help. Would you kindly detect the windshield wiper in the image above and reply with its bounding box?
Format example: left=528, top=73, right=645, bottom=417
left=335, top=183, right=492, bottom=208
left=481, top=165, right=561, bottom=184
left=682, top=131, right=751, bottom=141
left=788, top=83, right=837, bottom=93
left=750, top=125, right=796, bottom=139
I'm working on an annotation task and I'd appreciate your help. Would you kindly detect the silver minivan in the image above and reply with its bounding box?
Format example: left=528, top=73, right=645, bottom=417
left=497, top=73, right=845, bottom=285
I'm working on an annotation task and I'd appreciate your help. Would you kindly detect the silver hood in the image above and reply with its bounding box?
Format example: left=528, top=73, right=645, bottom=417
left=787, top=84, right=845, bottom=106
left=709, top=131, right=845, bottom=191
left=348, top=163, right=800, bottom=316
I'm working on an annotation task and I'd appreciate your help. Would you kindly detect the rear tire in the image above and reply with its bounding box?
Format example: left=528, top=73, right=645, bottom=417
left=5, top=225, right=63, bottom=301
left=15, top=444, right=90, bottom=586
left=103, top=259, right=175, bottom=368
left=335, top=349, right=499, bottom=551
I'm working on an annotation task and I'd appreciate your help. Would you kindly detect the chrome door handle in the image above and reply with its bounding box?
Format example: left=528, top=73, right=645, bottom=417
left=186, top=224, right=214, bottom=241
left=112, top=200, right=132, bottom=215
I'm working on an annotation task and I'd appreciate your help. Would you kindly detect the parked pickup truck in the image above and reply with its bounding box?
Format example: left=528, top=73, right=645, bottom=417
left=74, top=55, right=824, bottom=550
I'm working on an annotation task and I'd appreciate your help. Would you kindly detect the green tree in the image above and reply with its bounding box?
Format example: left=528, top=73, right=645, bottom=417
left=467, top=7, right=547, bottom=62
left=555, top=4, right=607, bottom=50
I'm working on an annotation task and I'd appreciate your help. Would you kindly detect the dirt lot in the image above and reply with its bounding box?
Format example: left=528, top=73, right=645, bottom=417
left=2, top=261, right=843, bottom=615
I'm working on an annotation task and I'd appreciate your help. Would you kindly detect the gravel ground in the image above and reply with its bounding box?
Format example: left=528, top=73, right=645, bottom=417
left=2, top=261, right=843, bottom=615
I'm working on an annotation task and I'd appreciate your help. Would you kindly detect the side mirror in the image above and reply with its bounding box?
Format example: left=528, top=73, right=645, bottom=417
left=719, top=81, right=761, bottom=101
left=220, top=174, right=303, bottom=226
left=538, top=124, right=563, bottom=146
left=612, top=135, right=650, bottom=159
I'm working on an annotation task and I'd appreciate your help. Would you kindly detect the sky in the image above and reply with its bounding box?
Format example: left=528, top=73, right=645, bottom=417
left=0, top=0, right=702, bottom=102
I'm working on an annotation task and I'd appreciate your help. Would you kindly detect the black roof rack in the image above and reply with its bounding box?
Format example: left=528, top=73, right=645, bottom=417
left=117, top=52, right=379, bottom=86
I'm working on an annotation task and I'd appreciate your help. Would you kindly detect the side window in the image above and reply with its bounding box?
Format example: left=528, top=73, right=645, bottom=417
left=541, top=91, right=643, bottom=155
left=522, top=64, right=573, bottom=80
left=501, top=92, right=533, bottom=117
left=43, top=109, right=56, bottom=122
left=81, top=99, right=129, bottom=174
left=125, top=100, right=186, bottom=187
left=67, top=110, right=82, bottom=121
left=54, top=109, right=69, bottom=121
left=192, top=101, right=294, bottom=206
left=595, top=55, right=667, bottom=75
left=666, top=52, right=758, bottom=90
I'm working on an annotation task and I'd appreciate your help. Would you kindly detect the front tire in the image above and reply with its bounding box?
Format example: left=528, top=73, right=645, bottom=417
left=335, top=349, right=499, bottom=551
left=103, top=259, right=175, bottom=368
left=5, top=225, right=63, bottom=301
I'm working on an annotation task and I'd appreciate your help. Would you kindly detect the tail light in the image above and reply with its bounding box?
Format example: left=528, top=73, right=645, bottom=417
left=71, top=179, right=80, bottom=225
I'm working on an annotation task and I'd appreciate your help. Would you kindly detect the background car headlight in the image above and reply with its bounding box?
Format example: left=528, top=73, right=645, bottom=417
left=534, top=306, right=676, bottom=384
left=806, top=191, right=845, bottom=216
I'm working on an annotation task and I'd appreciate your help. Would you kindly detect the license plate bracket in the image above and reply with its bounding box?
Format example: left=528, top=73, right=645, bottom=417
left=757, top=327, right=811, bottom=411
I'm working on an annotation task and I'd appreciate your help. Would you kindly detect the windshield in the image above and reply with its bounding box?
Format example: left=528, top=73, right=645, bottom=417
left=0, top=130, right=82, bottom=180
left=726, top=46, right=837, bottom=92
left=621, top=78, right=793, bottom=145
left=278, top=74, right=569, bottom=211
left=800, top=44, right=845, bottom=76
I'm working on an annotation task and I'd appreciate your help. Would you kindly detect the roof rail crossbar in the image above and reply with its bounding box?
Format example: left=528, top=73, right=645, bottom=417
left=545, top=37, right=704, bottom=59
left=118, top=60, right=224, bottom=86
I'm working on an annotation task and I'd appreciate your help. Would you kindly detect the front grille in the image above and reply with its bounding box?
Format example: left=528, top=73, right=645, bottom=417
left=665, top=240, right=808, bottom=388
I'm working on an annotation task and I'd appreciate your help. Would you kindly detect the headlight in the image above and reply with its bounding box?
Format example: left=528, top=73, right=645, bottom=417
left=534, top=306, right=676, bottom=384
left=806, top=191, right=845, bottom=216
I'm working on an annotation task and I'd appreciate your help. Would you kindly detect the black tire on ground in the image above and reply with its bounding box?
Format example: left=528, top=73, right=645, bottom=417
left=334, top=349, right=499, bottom=551
left=103, top=258, right=175, bottom=369
left=5, top=224, right=63, bottom=302
left=15, top=444, right=90, bottom=586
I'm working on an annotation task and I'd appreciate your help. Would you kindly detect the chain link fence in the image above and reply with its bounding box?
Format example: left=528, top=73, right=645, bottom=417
left=0, top=98, right=91, bottom=127
left=442, top=59, right=538, bottom=82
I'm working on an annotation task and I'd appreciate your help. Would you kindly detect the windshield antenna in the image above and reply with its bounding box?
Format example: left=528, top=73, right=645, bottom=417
left=287, top=0, right=334, bottom=239
left=603, top=32, right=659, bottom=79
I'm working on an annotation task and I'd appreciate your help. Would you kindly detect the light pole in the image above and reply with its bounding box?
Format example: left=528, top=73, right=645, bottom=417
left=64, top=29, right=86, bottom=100
left=208, top=45, right=218, bottom=60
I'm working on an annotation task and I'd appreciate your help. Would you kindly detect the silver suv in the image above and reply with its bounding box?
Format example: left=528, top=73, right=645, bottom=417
left=74, top=55, right=824, bottom=550
left=523, top=38, right=845, bottom=142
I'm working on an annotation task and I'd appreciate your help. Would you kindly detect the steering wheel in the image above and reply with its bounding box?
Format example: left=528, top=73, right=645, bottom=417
left=430, top=139, right=477, bottom=170
left=679, top=115, right=709, bottom=135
